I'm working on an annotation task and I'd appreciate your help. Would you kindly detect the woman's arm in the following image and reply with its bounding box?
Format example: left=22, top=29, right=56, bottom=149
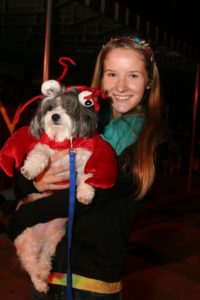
left=7, top=188, right=89, bottom=240
left=8, top=145, right=134, bottom=240
left=7, top=165, right=133, bottom=241
left=13, top=171, right=38, bottom=199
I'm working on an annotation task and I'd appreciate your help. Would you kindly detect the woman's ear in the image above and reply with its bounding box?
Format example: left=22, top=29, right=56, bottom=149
left=146, top=80, right=152, bottom=89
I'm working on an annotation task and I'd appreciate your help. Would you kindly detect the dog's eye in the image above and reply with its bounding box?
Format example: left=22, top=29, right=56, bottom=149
left=47, top=105, right=53, bottom=111
left=78, top=91, right=94, bottom=107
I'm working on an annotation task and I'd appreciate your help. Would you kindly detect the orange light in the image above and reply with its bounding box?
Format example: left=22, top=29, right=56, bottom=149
left=0, top=102, right=22, bottom=134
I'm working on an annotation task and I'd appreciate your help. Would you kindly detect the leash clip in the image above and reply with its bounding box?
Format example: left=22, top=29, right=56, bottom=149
left=69, top=137, right=75, bottom=152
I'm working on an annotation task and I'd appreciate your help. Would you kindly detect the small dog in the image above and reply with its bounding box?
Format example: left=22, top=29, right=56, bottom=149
left=21, top=80, right=99, bottom=204
left=4, top=80, right=118, bottom=293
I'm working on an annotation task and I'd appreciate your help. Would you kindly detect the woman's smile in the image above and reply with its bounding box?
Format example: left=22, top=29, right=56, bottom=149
left=113, top=95, right=133, bottom=101
left=102, top=48, right=149, bottom=116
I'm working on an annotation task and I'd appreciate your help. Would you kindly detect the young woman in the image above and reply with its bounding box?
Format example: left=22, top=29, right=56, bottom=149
left=8, top=36, right=166, bottom=299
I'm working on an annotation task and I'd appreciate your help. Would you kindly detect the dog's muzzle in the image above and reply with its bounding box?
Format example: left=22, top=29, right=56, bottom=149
left=52, top=114, right=61, bottom=124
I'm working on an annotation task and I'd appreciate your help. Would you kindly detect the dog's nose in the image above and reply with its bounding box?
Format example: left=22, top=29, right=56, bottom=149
left=52, top=114, right=60, bottom=122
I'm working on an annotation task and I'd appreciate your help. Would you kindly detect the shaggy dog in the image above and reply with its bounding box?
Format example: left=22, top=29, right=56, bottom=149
left=20, top=81, right=100, bottom=204
left=0, top=80, right=117, bottom=293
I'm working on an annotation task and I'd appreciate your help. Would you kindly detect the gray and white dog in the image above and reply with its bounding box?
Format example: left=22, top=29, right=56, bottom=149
left=21, top=80, right=98, bottom=203
left=15, top=80, right=101, bottom=293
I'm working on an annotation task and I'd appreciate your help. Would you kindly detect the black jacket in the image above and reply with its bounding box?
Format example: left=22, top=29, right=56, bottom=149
left=7, top=143, right=170, bottom=282
left=8, top=138, right=177, bottom=282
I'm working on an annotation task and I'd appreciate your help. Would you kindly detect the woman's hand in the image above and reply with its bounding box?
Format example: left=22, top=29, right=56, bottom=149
left=33, top=149, right=70, bottom=192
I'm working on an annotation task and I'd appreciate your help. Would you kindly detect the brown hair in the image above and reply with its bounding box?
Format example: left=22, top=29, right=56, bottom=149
left=91, top=36, right=164, bottom=199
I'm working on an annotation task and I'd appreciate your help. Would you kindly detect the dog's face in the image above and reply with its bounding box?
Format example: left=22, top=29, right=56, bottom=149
left=30, top=88, right=98, bottom=142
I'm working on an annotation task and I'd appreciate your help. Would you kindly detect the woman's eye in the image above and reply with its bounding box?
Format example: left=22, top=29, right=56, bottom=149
left=108, top=72, right=116, bottom=77
left=130, top=73, right=138, bottom=78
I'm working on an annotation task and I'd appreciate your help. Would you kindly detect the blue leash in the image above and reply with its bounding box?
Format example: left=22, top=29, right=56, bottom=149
left=67, top=149, right=76, bottom=300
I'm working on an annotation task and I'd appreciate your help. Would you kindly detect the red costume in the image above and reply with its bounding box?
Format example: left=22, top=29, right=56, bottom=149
left=0, top=126, right=118, bottom=189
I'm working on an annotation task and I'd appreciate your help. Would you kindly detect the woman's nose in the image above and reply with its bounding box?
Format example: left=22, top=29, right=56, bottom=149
left=116, top=77, right=128, bottom=92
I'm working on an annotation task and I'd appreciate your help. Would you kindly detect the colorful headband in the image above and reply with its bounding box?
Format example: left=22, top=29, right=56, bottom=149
left=109, top=36, right=154, bottom=62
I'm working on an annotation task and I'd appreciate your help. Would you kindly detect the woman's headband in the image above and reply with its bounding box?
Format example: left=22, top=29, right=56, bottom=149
left=109, top=36, right=155, bottom=63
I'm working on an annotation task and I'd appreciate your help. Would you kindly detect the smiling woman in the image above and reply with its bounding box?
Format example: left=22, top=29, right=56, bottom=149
left=92, top=36, right=164, bottom=195
left=6, top=35, right=170, bottom=300
left=102, top=47, right=150, bottom=117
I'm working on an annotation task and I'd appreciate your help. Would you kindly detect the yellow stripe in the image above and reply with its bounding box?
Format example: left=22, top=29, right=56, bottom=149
left=48, top=273, right=122, bottom=294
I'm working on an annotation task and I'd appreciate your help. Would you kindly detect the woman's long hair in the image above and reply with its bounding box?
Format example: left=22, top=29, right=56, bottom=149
left=91, top=36, right=164, bottom=199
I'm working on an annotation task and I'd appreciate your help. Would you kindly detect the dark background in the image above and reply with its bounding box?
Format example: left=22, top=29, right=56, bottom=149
left=118, top=0, right=200, bottom=50
left=0, top=0, right=199, bottom=164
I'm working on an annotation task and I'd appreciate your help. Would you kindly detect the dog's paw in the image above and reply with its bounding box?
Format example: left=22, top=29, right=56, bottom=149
left=34, top=280, right=49, bottom=294
left=20, top=166, right=35, bottom=180
left=36, top=262, right=51, bottom=279
left=31, top=274, right=49, bottom=294
left=31, top=274, right=49, bottom=293
left=76, top=183, right=95, bottom=204
left=21, top=160, right=48, bottom=180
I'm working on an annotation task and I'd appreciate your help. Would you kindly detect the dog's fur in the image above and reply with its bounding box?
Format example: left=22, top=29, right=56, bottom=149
left=15, top=82, right=99, bottom=293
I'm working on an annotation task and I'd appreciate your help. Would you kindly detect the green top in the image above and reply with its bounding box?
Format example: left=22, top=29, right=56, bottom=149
left=102, top=114, right=144, bottom=155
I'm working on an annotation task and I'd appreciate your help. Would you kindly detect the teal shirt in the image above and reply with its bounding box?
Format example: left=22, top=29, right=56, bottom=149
left=102, top=115, right=144, bottom=155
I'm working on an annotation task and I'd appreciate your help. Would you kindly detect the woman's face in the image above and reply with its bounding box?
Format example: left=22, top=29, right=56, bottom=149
left=102, top=48, right=149, bottom=117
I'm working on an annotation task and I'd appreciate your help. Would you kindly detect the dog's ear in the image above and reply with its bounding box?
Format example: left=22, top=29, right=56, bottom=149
left=78, top=105, right=97, bottom=137
left=74, top=90, right=97, bottom=137
left=29, top=114, right=43, bottom=139
left=41, top=80, right=61, bottom=96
